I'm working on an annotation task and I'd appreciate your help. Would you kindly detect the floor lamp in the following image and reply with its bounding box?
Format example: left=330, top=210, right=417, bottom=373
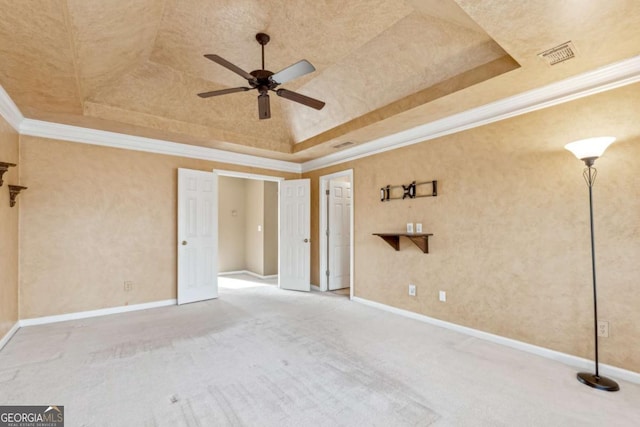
left=564, top=136, right=619, bottom=392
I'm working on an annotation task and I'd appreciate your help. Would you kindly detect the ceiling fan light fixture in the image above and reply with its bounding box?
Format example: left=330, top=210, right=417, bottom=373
left=197, top=33, right=325, bottom=119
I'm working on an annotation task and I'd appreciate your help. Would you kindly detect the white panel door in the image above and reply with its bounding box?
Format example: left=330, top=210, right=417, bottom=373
left=177, top=168, right=218, bottom=304
left=328, top=181, right=351, bottom=290
left=279, top=179, right=310, bottom=292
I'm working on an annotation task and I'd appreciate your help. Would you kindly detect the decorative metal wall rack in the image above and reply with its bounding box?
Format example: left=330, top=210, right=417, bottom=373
left=380, top=180, right=437, bottom=202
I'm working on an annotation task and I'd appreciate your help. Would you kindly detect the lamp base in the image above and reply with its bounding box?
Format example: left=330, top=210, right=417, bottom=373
left=577, top=372, right=619, bottom=391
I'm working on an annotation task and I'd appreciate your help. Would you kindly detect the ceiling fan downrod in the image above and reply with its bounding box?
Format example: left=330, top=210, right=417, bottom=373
left=256, top=32, right=270, bottom=70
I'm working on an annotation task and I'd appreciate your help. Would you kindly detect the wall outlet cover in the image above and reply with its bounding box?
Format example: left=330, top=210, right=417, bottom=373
left=406, top=223, right=414, bottom=233
left=409, top=284, right=416, bottom=296
left=416, top=223, right=423, bottom=233
left=597, top=320, right=609, bottom=338
left=439, top=290, right=446, bottom=302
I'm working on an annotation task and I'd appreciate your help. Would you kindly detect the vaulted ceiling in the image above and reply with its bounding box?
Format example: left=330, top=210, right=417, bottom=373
left=1, top=1, right=640, bottom=163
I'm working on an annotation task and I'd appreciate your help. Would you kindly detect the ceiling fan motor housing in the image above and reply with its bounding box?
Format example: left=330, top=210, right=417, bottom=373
left=249, top=69, right=278, bottom=94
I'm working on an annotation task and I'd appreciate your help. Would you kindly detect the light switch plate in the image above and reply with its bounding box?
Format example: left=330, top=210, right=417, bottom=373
left=406, top=223, right=414, bottom=233
left=416, top=223, right=422, bottom=233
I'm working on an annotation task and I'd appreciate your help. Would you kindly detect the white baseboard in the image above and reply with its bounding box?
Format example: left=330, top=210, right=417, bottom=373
left=311, top=285, right=321, bottom=292
left=19, top=299, right=177, bottom=327
left=218, top=270, right=247, bottom=276
left=0, top=322, right=20, bottom=351
left=219, top=270, right=277, bottom=280
left=245, top=271, right=277, bottom=280
left=352, top=296, right=640, bottom=385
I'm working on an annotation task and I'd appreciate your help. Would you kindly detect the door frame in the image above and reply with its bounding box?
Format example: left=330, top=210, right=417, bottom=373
left=319, top=169, right=354, bottom=298
left=213, top=169, right=284, bottom=283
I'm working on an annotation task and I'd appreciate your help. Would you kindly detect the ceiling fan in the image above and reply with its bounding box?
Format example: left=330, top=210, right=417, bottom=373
left=198, top=33, right=325, bottom=120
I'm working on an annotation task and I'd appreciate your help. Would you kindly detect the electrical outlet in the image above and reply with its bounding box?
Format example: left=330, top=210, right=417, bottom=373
left=124, top=281, right=133, bottom=292
left=439, top=290, right=446, bottom=302
left=416, top=223, right=423, bottom=233
left=597, top=320, right=609, bottom=338
left=408, top=284, right=416, bottom=296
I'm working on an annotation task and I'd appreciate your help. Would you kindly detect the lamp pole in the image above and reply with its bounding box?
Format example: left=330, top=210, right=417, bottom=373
left=585, top=163, right=600, bottom=378
left=565, top=137, right=619, bottom=392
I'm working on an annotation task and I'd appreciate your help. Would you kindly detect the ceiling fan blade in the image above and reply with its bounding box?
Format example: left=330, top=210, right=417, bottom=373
left=258, top=93, right=271, bottom=120
left=204, top=54, right=256, bottom=82
left=271, top=60, right=316, bottom=84
left=276, top=88, right=325, bottom=110
left=197, top=87, right=252, bottom=98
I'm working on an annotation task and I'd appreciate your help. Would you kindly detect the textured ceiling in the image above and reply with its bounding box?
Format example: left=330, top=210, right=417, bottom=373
left=1, top=1, right=640, bottom=162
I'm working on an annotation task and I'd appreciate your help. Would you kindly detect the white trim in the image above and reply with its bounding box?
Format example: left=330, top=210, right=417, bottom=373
left=4, top=56, right=640, bottom=175
left=244, top=270, right=278, bottom=280
left=311, top=285, right=321, bottom=291
left=318, top=169, right=354, bottom=301
left=219, top=270, right=277, bottom=280
left=301, top=54, right=640, bottom=172
left=214, top=169, right=285, bottom=182
left=218, top=270, right=248, bottom=276
left=19, top=299, right=176, bottom=327
left=19, top=119, right=302, bottom=174
left=0, top=322, right=20, bottom=351
left=352, top=297, right=640, bottom=385
left=0, top=85, right=24, bottom=132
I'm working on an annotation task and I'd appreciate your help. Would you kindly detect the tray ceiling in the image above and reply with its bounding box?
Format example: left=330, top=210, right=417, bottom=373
left=1, top=1, right=640, bottom=162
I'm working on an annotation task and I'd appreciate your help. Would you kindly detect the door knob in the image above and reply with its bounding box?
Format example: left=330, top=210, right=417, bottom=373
left=182, top=240, right=188, bottom=246
left=304, top=238, right=309, bottom=243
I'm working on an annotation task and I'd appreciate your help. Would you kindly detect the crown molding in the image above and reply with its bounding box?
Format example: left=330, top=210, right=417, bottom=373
left=301, top=54, right=640, bottom=172
left=19, top=119, right=302, bottom=174
left=4, top=55, right=640, bottom=174
left=0, top=85, right=25, bottom=132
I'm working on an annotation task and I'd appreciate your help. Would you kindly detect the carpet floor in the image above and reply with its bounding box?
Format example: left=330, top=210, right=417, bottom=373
left=1, top=274, right=639, bottom=426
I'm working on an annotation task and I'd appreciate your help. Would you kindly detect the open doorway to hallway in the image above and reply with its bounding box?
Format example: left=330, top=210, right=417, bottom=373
left=319, top=170, right=354, bottom=298
left=217, top=175, right=279, bottom=280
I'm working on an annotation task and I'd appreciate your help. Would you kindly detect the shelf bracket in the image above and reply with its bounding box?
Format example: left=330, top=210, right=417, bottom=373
left=0, top=162, right=17, bottom=187
left=9, top=185, right=27, bottom=207
left=376, top=234, right=400, bottom=251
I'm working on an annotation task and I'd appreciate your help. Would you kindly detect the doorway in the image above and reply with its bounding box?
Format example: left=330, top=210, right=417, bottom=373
left=214, top=170, right=311, bottom=292
left=319, top=169, right=354, bottom=298
left=215, top=170, right=282, bottom=280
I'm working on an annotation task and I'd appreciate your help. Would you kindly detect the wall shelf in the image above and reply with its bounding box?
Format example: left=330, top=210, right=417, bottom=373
left=373, top=233, right=433, bottom=254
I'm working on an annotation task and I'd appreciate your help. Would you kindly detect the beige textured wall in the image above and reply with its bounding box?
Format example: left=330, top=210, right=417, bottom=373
left=19, top=136, right=297, bottom=319
left=0, top=116, right=19, bottom=339
left=304, top=82, right=640, bottom=372
left=263, top=181, right=279, bottom=276
left=218, top=176, right=246, bottom=272
left=245, top=180, right=264, bottom=275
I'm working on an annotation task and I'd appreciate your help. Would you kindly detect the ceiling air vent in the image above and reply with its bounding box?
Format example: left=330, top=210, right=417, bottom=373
left=538, top=41, right=577, bottom=66
left=332, top=141, right=355, bottom=149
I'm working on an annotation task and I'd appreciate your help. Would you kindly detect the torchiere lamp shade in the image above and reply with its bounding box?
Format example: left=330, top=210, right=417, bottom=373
left=565, top=137, right=616, bottom=163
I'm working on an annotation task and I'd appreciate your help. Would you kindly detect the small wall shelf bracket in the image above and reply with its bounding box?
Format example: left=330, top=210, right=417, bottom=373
left=0, top=162, right=17, bottom=187
left=9, top=185, right=27, bottom=207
